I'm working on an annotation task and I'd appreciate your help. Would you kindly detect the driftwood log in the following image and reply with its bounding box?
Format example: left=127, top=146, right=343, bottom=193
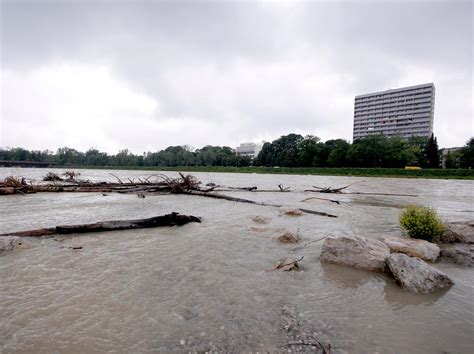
left=180, top=190, right=337, bottom=218
left=304, top=181, right=418, bottom=197
left=0, top=173, right=338, bottom=218
left=306, top=181, right=364, bottom=193
left=0, top=212, right=201, bottom=237
left=0, top=173, right=202, bottom=195
left=301, top=196, right=352, bottom=206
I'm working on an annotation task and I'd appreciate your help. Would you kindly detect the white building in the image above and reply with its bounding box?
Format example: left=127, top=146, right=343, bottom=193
left=235, top=143, right=262, bottom=159
left=353, top=83, right=435, bottom=140
left=440, top=147, right=462, bottom=168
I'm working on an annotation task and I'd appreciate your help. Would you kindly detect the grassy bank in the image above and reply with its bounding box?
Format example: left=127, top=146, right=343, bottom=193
left=72, top=165, right=474, bottom=180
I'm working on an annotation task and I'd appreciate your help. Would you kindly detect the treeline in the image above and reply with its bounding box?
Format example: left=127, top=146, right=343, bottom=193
left=1, top=135, right=473, bottom=169
left=255, top=134, right=474, bottom=169
left=0, top=145, right=251, bottom=167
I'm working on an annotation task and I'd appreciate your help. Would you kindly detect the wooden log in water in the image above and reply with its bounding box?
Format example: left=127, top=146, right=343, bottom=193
left=179, top=190, right=337, bottom=218
left=0, top=212, right=201, bottom=237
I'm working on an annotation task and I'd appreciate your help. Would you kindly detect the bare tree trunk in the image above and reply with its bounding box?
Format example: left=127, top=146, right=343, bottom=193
left=1, top=213, right=201, bottom=237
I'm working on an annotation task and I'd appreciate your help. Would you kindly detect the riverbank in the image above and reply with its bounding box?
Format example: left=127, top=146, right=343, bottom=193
left=62, top=166, right=474, bottom=180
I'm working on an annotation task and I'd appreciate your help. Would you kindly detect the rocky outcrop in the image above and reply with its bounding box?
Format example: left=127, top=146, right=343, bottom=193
left=0, top=236, right=29, bottom=253
left=380, top=236, right=440, bottom=262
left=386, top=253, right=454, bottom=294
left=438, top=221, right=474, bottom=244
left=279, top=207, right=303, bottom=216
left=439, top=244, right=474, bottom=267
left=276, top=231, right=300, bottom=244
left=320, top=235, right=390, bottom=272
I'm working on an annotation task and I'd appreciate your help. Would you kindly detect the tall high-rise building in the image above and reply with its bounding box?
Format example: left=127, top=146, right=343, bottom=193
left=353, top=83, right=435, bottom=140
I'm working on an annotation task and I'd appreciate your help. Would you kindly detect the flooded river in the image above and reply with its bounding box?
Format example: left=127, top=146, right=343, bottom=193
left=1, top=168, right=473, bottom=353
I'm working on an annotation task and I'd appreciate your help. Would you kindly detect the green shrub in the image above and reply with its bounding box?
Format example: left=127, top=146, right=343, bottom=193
left=399, top=206, right=445, bottom=242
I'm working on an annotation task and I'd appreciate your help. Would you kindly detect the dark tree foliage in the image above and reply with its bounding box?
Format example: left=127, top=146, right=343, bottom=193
left=0, top=145, right=251, bottom=167
left=254, top=134, right=304, bottom=167
left=1, top=133, right=461, bottom=169
left=297, top=136, right=321, bottom=167
left=84, top=148, right=110, bottom=166
left=254, top=142, right=274, bottom=167
left=444, top=151, right=460, bottom=169
left=459, top=137, right=474, bottom=168
left=326, top=139, right=350, bottom=167
left=255, top=134, right=433, bottom=169
left=0, top=148, right=55, bottom=163
left=425, top=134, right=440, bottom=168
left=347, top=135, right=388, bottom=167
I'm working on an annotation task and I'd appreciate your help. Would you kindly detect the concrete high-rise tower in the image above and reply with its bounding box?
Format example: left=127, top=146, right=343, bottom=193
left=353, top=83, right=435, bottom=140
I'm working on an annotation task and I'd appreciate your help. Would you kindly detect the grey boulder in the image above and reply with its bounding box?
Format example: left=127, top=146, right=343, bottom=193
left=320, top=235, right=390, bottom=272
left=439, top=221, right=474, bottom=244
left=439, top=244, right=474, bottom=267
left=386, top=253, right=454, bottom=294
left=381, top=236, right=440, bottom=262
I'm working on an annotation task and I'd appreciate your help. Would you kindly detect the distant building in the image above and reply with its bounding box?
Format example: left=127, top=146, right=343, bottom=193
left=353, top=83, right=435, bottom=140
left=440, top=147, right=462, bottom=168
left=235, top=143, right=262, bottom=159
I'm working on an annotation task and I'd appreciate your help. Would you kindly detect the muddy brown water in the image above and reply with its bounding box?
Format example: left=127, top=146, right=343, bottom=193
left=1, top=168, right=473, bottom=353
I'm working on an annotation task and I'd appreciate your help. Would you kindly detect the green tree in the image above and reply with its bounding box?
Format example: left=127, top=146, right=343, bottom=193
left=444, top=151, right=460, bottom=169
left=85, top=148, right=109, bottom=166
left=383, top=136, right=409, bottom=168
left=459, top=137, right=474, bottom=168
left=347, top=135, right=387, bottom=167
left=56, top=147, right=84, bottom=165
left=273, top=134, right=304, bottom=167
left=255, top=142, right=273, bottom=166
left=425, top=134, right=440, bottom=168
left=326, top=139, right=350, bottom=167
left=406, top=136, right=428, bottom=166
left=297, top=135, right=321, bottom=167
left=113, top=149, right=137, bottom=166
left=254, top=134, right=303, bottom=167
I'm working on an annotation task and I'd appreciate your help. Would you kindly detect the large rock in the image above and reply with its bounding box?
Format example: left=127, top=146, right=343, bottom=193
left=439, top=221, right=474, bottom=244
left=0, top=236, right=28, bottom=253
left=386, top=253, right=454, bottom=294
left=381, top=236, right=440, bottom=262
left=439, top=244, right=474, bottom=267
left=320, top=235, right=390, bottom=272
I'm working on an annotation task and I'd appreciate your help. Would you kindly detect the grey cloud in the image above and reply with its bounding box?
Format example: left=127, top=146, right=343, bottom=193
left=1, top=0, right=472, bottom=152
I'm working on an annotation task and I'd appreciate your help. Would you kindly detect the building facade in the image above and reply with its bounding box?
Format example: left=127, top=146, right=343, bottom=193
left=353, top=83, right=435, bottom=140
left=235, top=143, right=262, bottom=159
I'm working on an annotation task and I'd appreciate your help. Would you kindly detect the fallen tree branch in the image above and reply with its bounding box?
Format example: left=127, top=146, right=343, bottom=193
left=309, top=180, right=365, bottom=193
left=268, top=256, right=304, bottom=271
left=179, top=190, right=337, bottom=218
left=0, top=173, right=203, bottom=195
left=0, top=212, right=201, bottom=237
left=290, top=236, right=328, bottom=251
left=228, top=186, right=258, bottom=191
left=301, top=196, right=352, bottom=206
left=343, top=191, right=418, bottom=197
left=109, top=173, right=123, bottom=184
left=304, top=190, right=417, bottom=197
left=209, top=188, right=294, bottom=193
left=278, top=184, right=291, bottom=192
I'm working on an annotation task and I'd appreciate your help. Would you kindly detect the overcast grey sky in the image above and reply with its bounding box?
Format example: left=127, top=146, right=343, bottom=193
left=1, top=0, right=472, bottom=153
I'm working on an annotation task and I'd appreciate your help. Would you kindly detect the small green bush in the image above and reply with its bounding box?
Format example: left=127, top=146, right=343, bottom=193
left=399, top=206, right=445, bottom=242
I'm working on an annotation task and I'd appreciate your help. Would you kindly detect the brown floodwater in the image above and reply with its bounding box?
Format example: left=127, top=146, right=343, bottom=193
left=0, top=168, right=473, bottom=353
